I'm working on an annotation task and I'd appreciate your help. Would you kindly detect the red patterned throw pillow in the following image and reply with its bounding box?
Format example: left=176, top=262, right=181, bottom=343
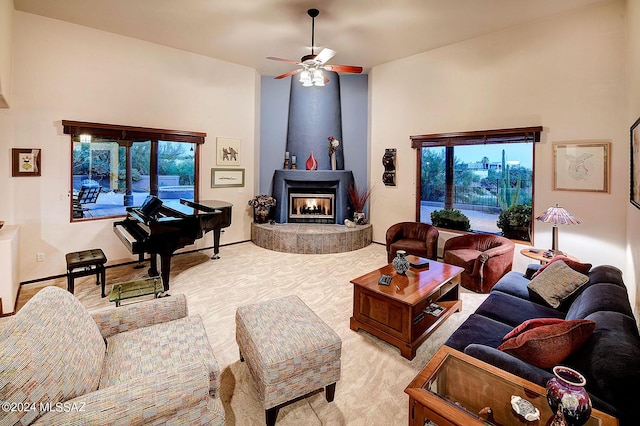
left=531, top=255, right=592, bottom=278
left=498, top=318, right=596, bottom=369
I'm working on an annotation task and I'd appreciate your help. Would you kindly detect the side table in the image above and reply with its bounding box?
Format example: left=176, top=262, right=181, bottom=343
left=520, top=248, right=579, bottom=264
left=405, top=346, right=618, bottom=426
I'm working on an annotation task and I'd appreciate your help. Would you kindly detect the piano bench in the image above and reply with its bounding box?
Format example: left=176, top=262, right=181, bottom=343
left=65, top=248, right=107, bottom=297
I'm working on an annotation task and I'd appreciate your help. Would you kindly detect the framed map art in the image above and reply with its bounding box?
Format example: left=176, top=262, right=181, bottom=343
left=553, top=141, right=610, bottom=193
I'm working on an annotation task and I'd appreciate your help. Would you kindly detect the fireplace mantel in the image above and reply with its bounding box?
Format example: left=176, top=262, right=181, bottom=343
left=272, top=170, right=355, bottom=224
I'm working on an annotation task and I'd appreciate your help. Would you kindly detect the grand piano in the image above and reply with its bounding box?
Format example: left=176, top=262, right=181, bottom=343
left=113, top=196, right=232, bottom=291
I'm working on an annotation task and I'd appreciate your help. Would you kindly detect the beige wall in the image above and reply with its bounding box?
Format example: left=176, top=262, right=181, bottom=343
left=369, top=2, right=630, bottom=286
left=0, top=12, right=259, bottom=282
left=0, top=0, right=12, bottom=107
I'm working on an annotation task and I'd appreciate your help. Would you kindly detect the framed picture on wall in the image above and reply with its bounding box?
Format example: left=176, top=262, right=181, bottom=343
left=12, top=148, right=41, bottom=177
left=553, top=141, right=610, bottom=193
left=211, top=168, right=244, bottom=188
left=215, top=137, right=241, bottom=166
left=631, top=117, right=640, bottom=209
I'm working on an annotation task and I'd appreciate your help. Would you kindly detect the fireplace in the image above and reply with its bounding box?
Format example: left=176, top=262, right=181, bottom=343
left=272, top=170, right=355, bottom=224
left=288, top=189, right=335, bottom=223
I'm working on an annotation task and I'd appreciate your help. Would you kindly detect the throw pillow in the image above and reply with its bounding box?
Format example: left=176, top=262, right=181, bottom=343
left=527, top=260, right=589, bottom=308
left=531, top=255, right=592, bottom=279
left=498, top=319, right=596, bottom=369
left=502, top=318, right=567, bottom=341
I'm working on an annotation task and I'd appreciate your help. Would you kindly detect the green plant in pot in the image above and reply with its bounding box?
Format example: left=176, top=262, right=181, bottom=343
left=497, top=204, right=532, bottom=241
left=430, top=209, right=471, bottom=231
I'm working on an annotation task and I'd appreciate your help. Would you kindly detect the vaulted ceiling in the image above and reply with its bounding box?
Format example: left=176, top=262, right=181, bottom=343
left=14, top=0, right=609, bottom=76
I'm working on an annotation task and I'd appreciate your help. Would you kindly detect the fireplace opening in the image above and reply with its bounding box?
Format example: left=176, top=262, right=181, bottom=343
left=288, top=189, right=336, bottom=224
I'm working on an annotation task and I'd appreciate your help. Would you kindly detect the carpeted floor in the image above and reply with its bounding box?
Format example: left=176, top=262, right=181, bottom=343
left=9, top=242, right=487, bottom=425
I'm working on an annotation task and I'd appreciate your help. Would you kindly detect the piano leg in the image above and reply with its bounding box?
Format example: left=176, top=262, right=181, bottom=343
left=148, top=253, right=159, bottom=278
left=134, top=252, right=146, bottom=269
left=159, top=254, right=172, bottom=292
left=211, top=229, right=222, bottom=260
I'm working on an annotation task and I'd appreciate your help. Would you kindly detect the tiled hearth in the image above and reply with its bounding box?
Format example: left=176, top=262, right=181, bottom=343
left=251, top=223, right=372, bottom=254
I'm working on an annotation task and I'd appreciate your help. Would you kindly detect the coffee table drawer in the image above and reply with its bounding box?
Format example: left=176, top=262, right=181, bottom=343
left=357, top=291, right=405, bottom=336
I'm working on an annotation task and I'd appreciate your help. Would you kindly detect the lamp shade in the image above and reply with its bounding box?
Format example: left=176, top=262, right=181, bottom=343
left=535, top=204, right=581, bottom=225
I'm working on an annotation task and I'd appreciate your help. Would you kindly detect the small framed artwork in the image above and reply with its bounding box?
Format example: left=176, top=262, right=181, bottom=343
left=12, top=148, right=42, bottom=177
left=211, top=168, right=245, bottom=188
left=216, top=137, right=240, bottom=166
left=553, top=141, right=610, bottom=193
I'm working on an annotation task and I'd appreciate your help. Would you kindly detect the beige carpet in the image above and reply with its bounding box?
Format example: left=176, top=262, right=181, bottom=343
left=10, top=242, right=486, bottom=426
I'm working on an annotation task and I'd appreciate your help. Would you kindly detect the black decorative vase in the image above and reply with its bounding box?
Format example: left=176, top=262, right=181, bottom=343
left=392, top=250, right=410, bottom=275
left=546, top=366, right=592, bottom=426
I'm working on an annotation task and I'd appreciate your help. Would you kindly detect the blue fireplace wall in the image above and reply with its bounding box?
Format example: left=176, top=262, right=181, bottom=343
left=287, top=72, right=343, bottom=171
left=259, top=74, right=369, bottom=199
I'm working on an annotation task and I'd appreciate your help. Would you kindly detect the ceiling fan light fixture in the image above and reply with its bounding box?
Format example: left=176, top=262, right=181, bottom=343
left=268, top=8, right=362, bottom=84
left=312, top=69, right=324, bottom=86
left=299, top=69, right=311, bottom=83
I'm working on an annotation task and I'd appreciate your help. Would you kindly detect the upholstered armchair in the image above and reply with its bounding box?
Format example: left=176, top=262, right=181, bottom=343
left=0, top=286, right=225, bottom=425
left=385, top=222, right=439, bottom=263
left=443, top=233, right=515, bottom=293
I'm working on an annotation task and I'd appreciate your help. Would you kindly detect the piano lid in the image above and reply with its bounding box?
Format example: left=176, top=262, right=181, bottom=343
left=180, top=199, right=233, bottom=212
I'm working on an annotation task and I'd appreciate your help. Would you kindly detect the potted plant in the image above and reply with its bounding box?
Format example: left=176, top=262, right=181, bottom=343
left=347, top=183, right=371, bottom=224
left=497, top=204, right=532, bottom=241
left=248, top=194, right=276, bottom=224
left=430, top=209, right=471, bottom=231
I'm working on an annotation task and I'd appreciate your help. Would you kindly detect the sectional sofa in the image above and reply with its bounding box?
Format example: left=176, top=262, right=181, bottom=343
left=445, top=260, right=640, bottom=425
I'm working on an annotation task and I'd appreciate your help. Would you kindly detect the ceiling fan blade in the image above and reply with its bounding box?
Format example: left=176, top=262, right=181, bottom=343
left=267, top=56, right=300, bottom=64
left=274, top=68, right=303, bottom=80
left=323, top=64, right=363, bottom=74
left=315, top=48, right=336, bottom=64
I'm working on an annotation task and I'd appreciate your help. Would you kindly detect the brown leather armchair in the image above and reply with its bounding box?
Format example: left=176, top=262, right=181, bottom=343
left=443, top=233, right=515, bottom=293
left=385, top=222, right=439, bottom=263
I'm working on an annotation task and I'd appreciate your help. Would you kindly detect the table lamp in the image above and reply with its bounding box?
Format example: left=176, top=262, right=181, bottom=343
left=535, top=204, right=581, bottom=255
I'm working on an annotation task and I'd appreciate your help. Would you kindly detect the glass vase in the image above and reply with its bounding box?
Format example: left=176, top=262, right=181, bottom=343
left=253, top=206, right=270, bottom=224
left=392, top=250, right=410, bottom=275
left=546, top=366, right=592, bottom=426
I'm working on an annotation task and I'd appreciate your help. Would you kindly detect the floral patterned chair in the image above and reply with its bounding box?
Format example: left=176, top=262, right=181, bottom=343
left=0, top=286, right=224, bottom=425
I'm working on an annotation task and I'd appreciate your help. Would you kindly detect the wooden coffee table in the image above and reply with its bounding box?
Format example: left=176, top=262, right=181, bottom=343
left=349, top=256, right=464, bottom=360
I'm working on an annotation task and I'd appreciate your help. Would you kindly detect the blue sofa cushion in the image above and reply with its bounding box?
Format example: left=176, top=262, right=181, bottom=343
left=565, top=311, right=640, bottom=426
left=491, top=270, right=533, bottom=301
left=464, top=344, right=554, bottom=386
left=474, top=291, right=564, bottom=327
left=444, top=313, right=512, bottom=353
left=565, top=283, right=634, bottom=320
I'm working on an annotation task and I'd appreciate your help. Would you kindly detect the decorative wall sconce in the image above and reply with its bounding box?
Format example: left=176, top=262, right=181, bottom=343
left=382, top=148, right=396, bottom=186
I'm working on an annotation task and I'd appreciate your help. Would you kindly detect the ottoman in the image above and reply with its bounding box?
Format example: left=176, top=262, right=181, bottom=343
left=235, top=295, right=342, bottom=426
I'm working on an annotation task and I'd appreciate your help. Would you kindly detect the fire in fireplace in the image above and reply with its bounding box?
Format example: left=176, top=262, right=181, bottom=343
left=288, top=190, right=335, bottom=223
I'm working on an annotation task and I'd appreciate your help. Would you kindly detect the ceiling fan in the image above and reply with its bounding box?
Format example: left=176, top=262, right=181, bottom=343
left=267, top=8, right=363, bottom=86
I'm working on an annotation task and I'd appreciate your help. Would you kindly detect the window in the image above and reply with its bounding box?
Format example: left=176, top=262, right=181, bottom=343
left=64, top=121, right=205, bottom=222
left=411, top=127, right=541, bottom=241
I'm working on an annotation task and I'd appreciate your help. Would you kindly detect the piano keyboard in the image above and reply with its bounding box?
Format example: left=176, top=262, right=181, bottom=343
left=114, top=224, right=137, bottom=251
